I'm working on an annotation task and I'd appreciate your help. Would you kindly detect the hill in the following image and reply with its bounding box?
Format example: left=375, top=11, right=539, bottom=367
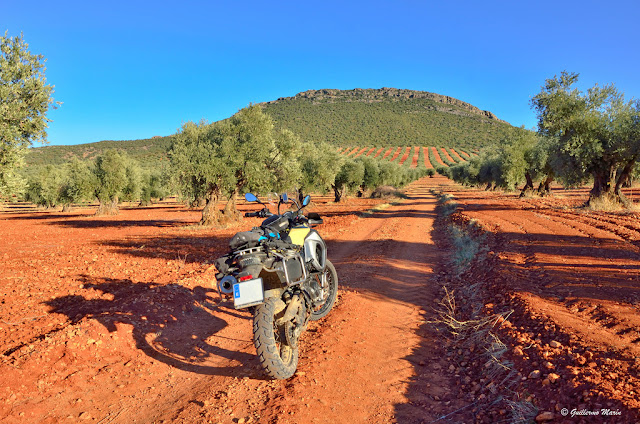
left=24, top=87, right=511, bottom=170
left=261, top=88, right=512, bottom=149
left=24, top=136, right=174, bottom=173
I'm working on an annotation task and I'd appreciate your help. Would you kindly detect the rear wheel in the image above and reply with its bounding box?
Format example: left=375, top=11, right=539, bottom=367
left=310, top=259, right=338, bottom=321
left=253, top=298, right=298, bottom=379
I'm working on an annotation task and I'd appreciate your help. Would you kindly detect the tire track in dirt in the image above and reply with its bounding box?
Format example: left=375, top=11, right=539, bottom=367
left=121, top=178, right=461, bottom=424
left=250, top=180, right=463, bottom=424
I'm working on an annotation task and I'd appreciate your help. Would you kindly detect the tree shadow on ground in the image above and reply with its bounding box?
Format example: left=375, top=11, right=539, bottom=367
left=44, top=275, right=264, bottom=378
left=393, top=215, right=639, bottom=423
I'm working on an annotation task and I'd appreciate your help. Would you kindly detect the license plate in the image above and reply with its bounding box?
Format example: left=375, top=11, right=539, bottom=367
left=233, top=278, right=264, bottom=309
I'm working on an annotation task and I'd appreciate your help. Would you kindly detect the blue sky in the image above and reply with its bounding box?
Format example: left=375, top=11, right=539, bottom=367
left=3, top=1, right=639, bottom=146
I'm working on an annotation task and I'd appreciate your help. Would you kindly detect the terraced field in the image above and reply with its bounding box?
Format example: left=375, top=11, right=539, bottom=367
left=338, top=146, right=476, bottom=168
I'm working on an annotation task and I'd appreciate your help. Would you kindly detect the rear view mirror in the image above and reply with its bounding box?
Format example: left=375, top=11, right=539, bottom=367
left=302, top=195, right=310, bottom=207
left=281, top=193, right=288, bottom=203
left=244, top=193, right=259, bottom=202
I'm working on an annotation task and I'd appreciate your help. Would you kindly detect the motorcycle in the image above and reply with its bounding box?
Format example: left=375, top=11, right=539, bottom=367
left=214, top=192, right=338, bottom=379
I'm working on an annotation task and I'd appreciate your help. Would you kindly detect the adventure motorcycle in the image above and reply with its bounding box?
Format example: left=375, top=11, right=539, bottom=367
left=214, top=192, right=338, bottom=379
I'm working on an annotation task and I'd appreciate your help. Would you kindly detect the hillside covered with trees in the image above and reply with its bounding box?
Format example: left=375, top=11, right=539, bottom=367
left=23, top=88, right=511, bottom=173
left=262, top=88, right=512, bottom=149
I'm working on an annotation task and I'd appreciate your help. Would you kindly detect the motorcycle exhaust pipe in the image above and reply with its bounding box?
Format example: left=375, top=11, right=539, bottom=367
left=218, top=275, right=236, bottom=294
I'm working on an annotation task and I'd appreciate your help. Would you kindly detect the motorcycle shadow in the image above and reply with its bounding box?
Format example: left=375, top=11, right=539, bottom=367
left=45, top=275, right=265, bottom=379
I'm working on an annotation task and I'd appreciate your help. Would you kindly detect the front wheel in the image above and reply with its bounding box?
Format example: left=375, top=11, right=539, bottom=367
left=253, top=298, right=299, bottom=379
left=310, top=259, right=338, bottom=321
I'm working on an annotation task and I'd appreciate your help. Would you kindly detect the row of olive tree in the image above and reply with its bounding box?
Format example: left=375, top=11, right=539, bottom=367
left=446, top=72, right=640, bottom=207
left=169, top=106, right=429, bottom=225
left=24, top=151, right=168, bottom=214
left=445, top=127, right=554, bottom=194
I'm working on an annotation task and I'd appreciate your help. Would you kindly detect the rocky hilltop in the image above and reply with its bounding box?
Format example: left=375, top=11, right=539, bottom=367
left=265, top=87, right=505, bottom=123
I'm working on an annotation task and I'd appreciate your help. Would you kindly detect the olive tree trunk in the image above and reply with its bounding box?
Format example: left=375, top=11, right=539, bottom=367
left=587, top=165, right=619, bottom=206
left=95, top=196, right=119, bottom=216
left=613, top=159, right=636, bottom=208
left=519, top=171, right=535, bottom=198
left=537, top=175, right=554, bottom=196
left=221, top=188, right=242, bottom=223
left=332, top=184, right=346, bottom=202
left=200, top=191, right=221, bottom=226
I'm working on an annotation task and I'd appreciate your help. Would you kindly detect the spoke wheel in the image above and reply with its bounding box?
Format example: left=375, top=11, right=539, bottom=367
left=310, top=259, right=338, bottom=321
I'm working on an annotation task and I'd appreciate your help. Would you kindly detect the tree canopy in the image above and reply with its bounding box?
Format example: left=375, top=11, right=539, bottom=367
left=169, top=105, right=302, bottom=226
left=0, top=32, right=57, bottom=197
left=531, top=71, right=640, bottom=205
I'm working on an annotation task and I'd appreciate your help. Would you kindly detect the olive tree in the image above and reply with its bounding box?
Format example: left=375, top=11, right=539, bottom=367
left=169, top=120, right=230, bottom=225
left=299, top=141, right=342, bottom=196
left=0, top=33, right=57, bottom=197
left=24, top=165, right=66, bottom=208
left=170, top=106, right=302, bottom=226
left=355, top=156, right=381, bottom=193
left=532, top=72, right=640, bottom=206
left=140, top=169, right=168, bottom=206
left=332, top=159, right=364, bottom=202
left=218, top=106, right=301, bottom=219
left=59, top=158, right=95, bottom=211
left=93, top=149, right=132, bottom=215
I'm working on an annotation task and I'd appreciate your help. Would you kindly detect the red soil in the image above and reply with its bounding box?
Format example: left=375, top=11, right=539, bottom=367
left=458, top=149, right=471, bottom=159
left=410, top=146, right=419, bottom=168
left=440, top=184, right=640, bottom=422
left=398, top=147, right=412, bottom=165
left=3, top=178, right=640, bottom=423
left=449, top=148, right=465, bottom=162
left=439, top=147, right=455, bottom=163
left=372, top=147, right=384, bottom=158
left=346, top=147, right=360, bottom=156
left=0, top=179, right=469, bottom=424
left=381, top=147, right=394, bottom=159
left=389, top=147, right=403, bottom=162
left=430, top=146, right=447, bottom=167
left=423, top=147, right=433, bottom=169
left=364, top=147, right=376, bottom=157
left=354, top=147, right=369, bottom=158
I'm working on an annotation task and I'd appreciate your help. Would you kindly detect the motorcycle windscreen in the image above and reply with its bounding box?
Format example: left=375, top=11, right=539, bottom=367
left=233, top=278, right=264, bottom=309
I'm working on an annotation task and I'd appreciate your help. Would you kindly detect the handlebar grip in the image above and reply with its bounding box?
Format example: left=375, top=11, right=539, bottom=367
left=244, top=212, right=258, bottom=217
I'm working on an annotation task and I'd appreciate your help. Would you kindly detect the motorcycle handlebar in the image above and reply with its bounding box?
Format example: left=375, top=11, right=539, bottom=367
left=244, top=208, right=273, bottom=218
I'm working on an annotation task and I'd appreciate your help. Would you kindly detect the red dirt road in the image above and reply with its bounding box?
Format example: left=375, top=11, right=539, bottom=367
left=0, top=179, right=462, bottom=423
left=5, top=176, right=640, bottom=423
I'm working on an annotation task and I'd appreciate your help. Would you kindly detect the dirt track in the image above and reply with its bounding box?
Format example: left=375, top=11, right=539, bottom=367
left=0, top=178, right=462, bottom=423
left=3, top=177, right=640, bottom=423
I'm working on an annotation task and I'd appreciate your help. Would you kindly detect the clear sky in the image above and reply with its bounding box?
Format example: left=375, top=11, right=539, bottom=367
left=3, top=0, right=639, bottom=146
